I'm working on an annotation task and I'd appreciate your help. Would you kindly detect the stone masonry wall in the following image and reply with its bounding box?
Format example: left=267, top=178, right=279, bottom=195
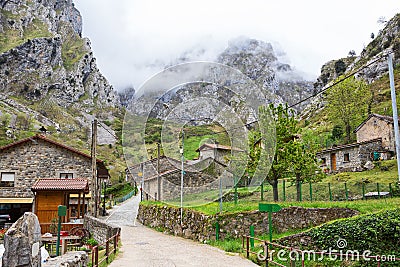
left=138, top=204, right=359, bottom=242
left=84, top=215, right=120, bottom=244
left=0, top=138, right=92, bottom=198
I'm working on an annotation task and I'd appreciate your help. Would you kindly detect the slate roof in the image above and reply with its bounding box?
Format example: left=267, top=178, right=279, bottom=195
left=31, top=178, right=89, bottom=192
left=354, top=114, right=396, bottom=133
left=0, top=134, right=109, bottom=178
left=196, top=143, right=245, bottom=152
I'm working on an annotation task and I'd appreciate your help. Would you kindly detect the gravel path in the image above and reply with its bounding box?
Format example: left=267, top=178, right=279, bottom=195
left=106, top=194, right=257, bottom=267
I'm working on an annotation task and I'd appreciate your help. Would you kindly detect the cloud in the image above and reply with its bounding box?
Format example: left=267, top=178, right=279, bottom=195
left=74, top=0, right=400, bottom=90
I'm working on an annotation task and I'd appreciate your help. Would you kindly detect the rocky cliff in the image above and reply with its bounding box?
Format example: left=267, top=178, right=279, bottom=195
left=0, top=0, right=119, bottom=144
left=315, top=13, right=400, bottom=89
left=0, top=0, right=118, bottom=108
left=218, top=38, right=315, bottom=112
left=130, top=37, right=315, bottom=120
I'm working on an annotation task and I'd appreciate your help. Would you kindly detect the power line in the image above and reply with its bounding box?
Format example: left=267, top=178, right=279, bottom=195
left=168, top=52, right=391, bottom=139
left=288, top=52, right=390, bottom=109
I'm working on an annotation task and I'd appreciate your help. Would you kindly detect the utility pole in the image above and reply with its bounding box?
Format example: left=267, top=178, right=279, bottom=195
left=157, top=142, right=161, bottom=201
left=180, top=130, right=184, bottom=225
left=388, top=54, right=400, bottom=185
left=90, top=119, right=98, bottom=217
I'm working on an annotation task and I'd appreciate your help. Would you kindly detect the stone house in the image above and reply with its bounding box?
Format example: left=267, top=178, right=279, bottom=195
left=127, top=155, right=230, bottom=201
left=0, top=134, right=109, bottom=226
left=316, top=113, right=399, bottom=173
left=354, top=113, right=397, bottom=153
left=196, top=143, right=244, bottom=164
left=316, top=138, right=383, bottom=172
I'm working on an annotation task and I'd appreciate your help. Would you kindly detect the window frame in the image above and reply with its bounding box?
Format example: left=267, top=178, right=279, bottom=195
left=0, top=172, right=15, bottom=187
left=59, top=173, right=74, bottom=179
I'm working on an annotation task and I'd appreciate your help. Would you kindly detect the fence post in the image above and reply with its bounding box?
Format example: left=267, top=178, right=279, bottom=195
left=389, top=183, right=393, bottom=197
left=309, top=182, right=313, bottom=202
left=234, top=178, right=238, bottom=205
left=114, top=234, right=117, bottom=255
left=345, top=183, right=348, bottom=201
left=94, top=246, right=98, bottom=267
left=377, top=183, right=380, bottom=199
left=250, top=225, right=254, bottom=248
left=216, top=221, right=220, bottom=241
left=362, top=182, right=366, bottom=200
left=261, top=183, right=264, bottom=201
left=106, top=238, right=109, bottom=263
left=283, top=179, right=286, bottom=201
left=246, top=236, right=250, bottom=258
left=328, top=183, right=332, bottom=201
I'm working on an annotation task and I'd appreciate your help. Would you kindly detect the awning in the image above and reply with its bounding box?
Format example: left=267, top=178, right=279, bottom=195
left=32, top=178, right=89, bottom=193
left=0, top=198, right=34, bottom=204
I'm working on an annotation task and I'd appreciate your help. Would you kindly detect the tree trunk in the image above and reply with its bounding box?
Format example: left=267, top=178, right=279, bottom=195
left=271, top=179, right=279, bottom=202
left=296, top=174, right=302, bottom=201
left=345, top=123, right=351, bottom=143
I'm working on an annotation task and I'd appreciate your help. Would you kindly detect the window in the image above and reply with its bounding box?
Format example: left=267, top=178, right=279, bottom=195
left=0, top=172, right=15, bottom=187
left=344, top=153, right=350, bottom=162
left=60, top=173, right=74, bottom=179
left=320, top=158, right=326, bottom=166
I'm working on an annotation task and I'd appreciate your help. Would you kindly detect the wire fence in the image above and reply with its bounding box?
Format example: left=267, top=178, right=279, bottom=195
left=256, top=180, right=398, bottom=202
left=114, top=188, right=137, bottom=205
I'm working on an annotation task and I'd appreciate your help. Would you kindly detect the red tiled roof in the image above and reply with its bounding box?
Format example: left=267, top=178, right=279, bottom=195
left=31, top=178, right=89, bottom=192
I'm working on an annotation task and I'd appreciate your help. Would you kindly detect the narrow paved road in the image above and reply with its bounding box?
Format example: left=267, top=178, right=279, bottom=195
left=106, top=194, right=257, bottom=267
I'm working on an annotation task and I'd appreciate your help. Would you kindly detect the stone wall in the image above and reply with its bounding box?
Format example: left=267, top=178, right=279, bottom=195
left=0, top=138, right=92, bottom=198
left=138, top=204, right=359, bottom=242
left=84, top=215, right=120, bottom=244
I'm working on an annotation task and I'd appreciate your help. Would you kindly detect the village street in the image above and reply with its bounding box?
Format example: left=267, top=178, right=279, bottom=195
left=106, top=194, right=257, bottom=267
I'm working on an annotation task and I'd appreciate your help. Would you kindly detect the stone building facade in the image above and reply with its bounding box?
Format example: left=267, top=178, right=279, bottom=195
left=0, top=134, right=108, bottom=221
left=316, top=113, right=398, bottom=173
left=316, top=138, right=384, bottom=173
left=355, top=114, right=396, bottom=152
left=127, top=156, right=231, bottom=201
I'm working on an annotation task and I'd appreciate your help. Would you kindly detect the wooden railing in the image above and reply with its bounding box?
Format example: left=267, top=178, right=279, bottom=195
left=91, top=230, right=121, bottom=267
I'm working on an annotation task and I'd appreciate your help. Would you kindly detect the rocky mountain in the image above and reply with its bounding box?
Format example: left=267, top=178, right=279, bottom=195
left=0, top=0, right=119, bottom=144
left=131, top=37, right=315, bottom=121
left=314, top=13, right=400, bottom=90
left=302, top=13, right=400, bottom=128
left=217, top=38, right=315, bottom=112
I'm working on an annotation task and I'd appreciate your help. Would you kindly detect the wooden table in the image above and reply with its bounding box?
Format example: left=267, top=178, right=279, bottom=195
left=41, top=235, right=82, bottom=255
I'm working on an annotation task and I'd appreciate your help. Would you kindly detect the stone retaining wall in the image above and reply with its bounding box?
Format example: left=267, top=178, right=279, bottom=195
left=138, top=204, right=359, bottom=242
left=84, top=215, right=120, bottom=244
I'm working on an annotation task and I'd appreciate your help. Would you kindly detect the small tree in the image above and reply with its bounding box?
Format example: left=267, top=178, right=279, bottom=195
left=326, top=77, right=370, bottom=143
left=262, top=104, right=298, bottom=201
left=288, top=139, right=325, bottom=201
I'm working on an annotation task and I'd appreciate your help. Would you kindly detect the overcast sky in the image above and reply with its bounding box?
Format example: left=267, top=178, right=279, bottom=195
left=74, top=0, right=399, bottom=91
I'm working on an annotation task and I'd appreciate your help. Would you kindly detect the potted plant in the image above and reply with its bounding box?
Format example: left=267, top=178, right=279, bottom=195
left=84, top=237, right=98, bottom=250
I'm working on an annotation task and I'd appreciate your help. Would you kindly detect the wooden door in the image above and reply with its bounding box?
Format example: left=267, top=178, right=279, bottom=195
left=330, top=153, right=337, bottom=171
left=35, top=192, right=63, bottom=223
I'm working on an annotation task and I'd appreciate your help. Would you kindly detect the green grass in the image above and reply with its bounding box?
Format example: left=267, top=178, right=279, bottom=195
left=189, top=197, right=400, bottom=215
left=0, top=14, right=52, bottom=53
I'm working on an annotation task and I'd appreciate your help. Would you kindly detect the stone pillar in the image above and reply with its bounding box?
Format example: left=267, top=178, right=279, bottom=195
left=2, top=212, right=42, bottom=267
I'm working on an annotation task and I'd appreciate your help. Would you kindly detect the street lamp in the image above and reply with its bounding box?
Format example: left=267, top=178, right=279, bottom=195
left=162, top=103, right=213, bottom=224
